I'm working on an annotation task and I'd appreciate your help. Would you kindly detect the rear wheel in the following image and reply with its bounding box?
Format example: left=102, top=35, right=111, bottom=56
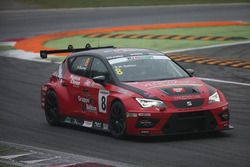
left=109, top=101, right=127, bottom=138
left=45, top=90, right=60, bottom=126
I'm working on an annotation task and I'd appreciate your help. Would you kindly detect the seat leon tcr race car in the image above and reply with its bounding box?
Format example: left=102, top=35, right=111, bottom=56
left=40, top=45, right=233, bottom=138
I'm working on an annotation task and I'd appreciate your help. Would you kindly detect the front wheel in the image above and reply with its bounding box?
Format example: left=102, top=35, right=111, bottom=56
left=45, top=90, right=60, bottom=126
left=109, top=101, right=127, bottom=138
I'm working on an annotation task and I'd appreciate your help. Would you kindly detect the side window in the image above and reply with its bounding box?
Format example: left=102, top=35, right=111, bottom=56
left=69, top=56, right=92, bottom=77
left=90, top=58, right=109, bottom=79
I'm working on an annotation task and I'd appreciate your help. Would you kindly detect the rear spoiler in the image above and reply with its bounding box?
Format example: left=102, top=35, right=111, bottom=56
left=40, top=43, right=115, bottom=59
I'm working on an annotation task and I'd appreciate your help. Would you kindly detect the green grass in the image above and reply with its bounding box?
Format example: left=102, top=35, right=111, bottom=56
left=44, top=26, right=250, bottom=52
left=0, top=46, right=14, bottom=51
left=21, top=0, right=250, bottom=8
left=0, top=162, right=19, bottom=167
left=0, top=146, right=21, bottom=167
left=0, top=145, right=25, bottom=156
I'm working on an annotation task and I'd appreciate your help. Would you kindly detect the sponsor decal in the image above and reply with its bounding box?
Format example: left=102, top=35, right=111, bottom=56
left=84, top=79, right=94, bottom=87
left=147, top=83, right=203, bottom=89
left=64, top=117, right=71, bottom=124
left=178, top=107, right=203, bottom=112
left=114, top=67, right=123, bottom=75
left=138, top=113, right=151, bottom=117
left=82, top=121, right=93, bottom=128
left=116, top=88, right=129, bottom=94
left=63, top=117, right=108, bottom=131
left=129, top=52, right=143, bottom=56
left=78, top=96, right=90, bottom=103
left=64, top=117, right=82, bottom=126
left=77, top=95, right=96, bottom=112
left=173, top=94, right=202, bottom=100
left=98, top=90, right=110, bottom=113
left=103, top=123, right=109, bottom=130
left=92, top=121, right=109, bottom=131
left=127, top=55, right=153, bottom=61
left=109, top=57, right=128, bottom=65
left=127, top=113, right=138, bottom=118
left=85, top=104, right=97, bottom=112
left=109, top=54, right=169, bottom=65
left=93, top=121, right=103, bottom=129
left=122, top=64, right=136, bottom=68
left=76, top=66, right=87, bottom=70
left=70, top=75, right=80, bottom=87
left=106, top=55, right=124, bottom=59
left=171, top=87, right=186, bottom=93
left=142, top=80, right=202, bottom=90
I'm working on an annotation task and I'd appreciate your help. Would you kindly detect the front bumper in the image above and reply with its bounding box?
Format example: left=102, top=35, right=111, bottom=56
left=126, top=106, right=232, bottom=136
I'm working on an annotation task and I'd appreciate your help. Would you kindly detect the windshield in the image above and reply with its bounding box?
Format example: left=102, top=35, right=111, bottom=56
left=108, top=55, right=190, bottom=82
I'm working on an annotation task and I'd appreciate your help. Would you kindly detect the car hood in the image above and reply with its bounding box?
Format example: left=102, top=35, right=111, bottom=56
left=123, top=77, right=211, bottom=101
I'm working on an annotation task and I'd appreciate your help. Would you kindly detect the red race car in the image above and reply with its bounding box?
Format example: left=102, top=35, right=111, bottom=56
left=40, top=44, right=233, bottom=138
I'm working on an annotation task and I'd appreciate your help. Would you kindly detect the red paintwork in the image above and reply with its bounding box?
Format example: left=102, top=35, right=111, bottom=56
left=41, top=59, right=231, bottom=136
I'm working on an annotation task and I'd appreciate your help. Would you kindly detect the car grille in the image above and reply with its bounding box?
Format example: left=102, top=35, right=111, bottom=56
left=161, top=86, right=199, bottom=96
left=172, top=99, right=204, bottom=108
left=163, top=110, right=217, bottom=134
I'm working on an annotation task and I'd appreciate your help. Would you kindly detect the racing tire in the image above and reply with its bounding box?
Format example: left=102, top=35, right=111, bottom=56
left=45, top=90, right=60, bottom=126
left=109, top=101, right=127, bottom=139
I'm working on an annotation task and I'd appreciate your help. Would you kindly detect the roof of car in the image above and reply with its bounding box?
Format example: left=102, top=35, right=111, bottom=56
left=72, top=47, right=166, bottom=60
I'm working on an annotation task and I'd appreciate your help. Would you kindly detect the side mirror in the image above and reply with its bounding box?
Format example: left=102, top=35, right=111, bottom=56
left=93, top=75, right=106, bottom=85
left=186, top=69, right=194, bottom=76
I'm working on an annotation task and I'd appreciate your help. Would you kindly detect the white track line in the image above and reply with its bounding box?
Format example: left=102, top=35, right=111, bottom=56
left=0, top=42, right=15, bottom=46
left=199, top=77, right=250, bottom=86
left=0, top=152, right=33, bottom=159
left=0, top=141, right=134, bottom=167
left=164, top=41, right=250, bottom=53
left=49, top=163, right=79, bottom=167
left=21, top=156, right=60, bottom=164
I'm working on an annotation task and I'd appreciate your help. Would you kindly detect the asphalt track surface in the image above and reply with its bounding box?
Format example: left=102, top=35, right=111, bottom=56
left=0, top=4, right=250, bottom=167
left=0, top=3, right=250, bottom=40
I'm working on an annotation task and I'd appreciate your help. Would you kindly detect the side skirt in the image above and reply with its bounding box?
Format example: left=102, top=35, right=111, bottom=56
left=61, top=117, right=109, bottom=132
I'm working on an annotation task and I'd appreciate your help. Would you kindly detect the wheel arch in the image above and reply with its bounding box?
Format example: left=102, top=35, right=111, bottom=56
left=109, top=97, right=127, bottom=114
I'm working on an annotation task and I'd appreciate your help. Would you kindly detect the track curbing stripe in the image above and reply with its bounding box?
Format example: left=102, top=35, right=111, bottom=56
left=14, top=21, right=250, bottom=53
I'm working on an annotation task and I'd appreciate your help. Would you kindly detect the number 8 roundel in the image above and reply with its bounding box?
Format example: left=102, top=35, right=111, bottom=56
left=98, top=90, right=110, bottom=113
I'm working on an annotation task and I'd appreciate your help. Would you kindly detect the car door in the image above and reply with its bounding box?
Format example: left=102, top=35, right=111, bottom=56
left=63, top=55, right=93, bottom=117
left=81, top=57, right=110, bottom=123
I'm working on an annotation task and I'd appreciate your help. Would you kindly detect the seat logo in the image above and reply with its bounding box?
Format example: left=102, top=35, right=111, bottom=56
left=187, top=101, right=192, bottom=107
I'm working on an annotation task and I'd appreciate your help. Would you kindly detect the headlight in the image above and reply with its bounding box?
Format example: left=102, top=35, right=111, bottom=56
left=136, top=98, right=166, bottom=108
left=209, top=91, right=220, bottom=104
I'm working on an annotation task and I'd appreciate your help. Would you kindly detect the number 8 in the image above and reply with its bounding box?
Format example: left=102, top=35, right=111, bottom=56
left=101, top=96, right=106, bottom=110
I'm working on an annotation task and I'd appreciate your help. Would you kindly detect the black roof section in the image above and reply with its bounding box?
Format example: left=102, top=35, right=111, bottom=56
left=40, top=43, right=165, bottom=59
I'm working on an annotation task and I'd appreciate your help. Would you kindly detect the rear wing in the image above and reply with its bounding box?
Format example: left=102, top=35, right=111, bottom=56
left=40, top=44, right=115, bottom=59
